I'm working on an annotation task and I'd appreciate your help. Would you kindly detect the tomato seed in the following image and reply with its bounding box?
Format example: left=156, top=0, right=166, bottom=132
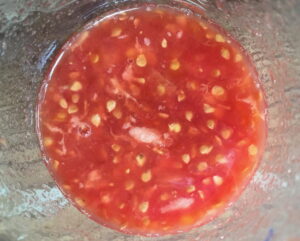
left=216, top=154, right=228, bottom=164
left=207, top=120, right=216, bottom=129
left=70, top=81, right=82, bottom=91
left=91, top=114, right=101, bottom=127
left=197, top=162, right=208, bottom=171
left=106, top=100, right=117, bottom=112
left=111, top=28, right=122, bottom=37
left=136, top=54, right=147, bottom=67
left=139, top=201, right=149, bottom=213
left=170, top=59, right=180, bottom=70
left=43, top=137, right=53, bottom=147
left=221, top=48, right=230, bottom=60
left=182, top=154, right=190, bottom=164
left=221, top=128, right=233, bottom=140
left=141, top=170, right=152, bottom=182
left=161, top=38, right=168, bottom=48
left=199, top=145, right=213, bottom=155
left=215, top=34, right=225, bottom=43
left=59, top=98, right=68, bottom=109
left=203, top=104, right=215, bottom=114
left=213, top=176, right=223, bottom=186
left=169, top=123, right=182, bottom=133
left=248, top=144, right=258, bottom=156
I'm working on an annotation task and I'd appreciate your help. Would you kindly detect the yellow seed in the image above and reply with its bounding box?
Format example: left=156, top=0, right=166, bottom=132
left=139, top=201, right=149, bottom=213
left=199, top=67, right=204, bottom=73
left=221, top=128, right=233, bottom=139
left=187, top=81, right=197, bottom=90
left=91, top=114, right=101, bottom=127
left=70, top=81, right=82, bottom=91
left=187, top=185, right=196, bottom=193
left=177, top=90, right=186, bottom=102
left=125, top=180, right=135, bottom=191
left=185, top=111, right=194, bottom=122
left=216, top=154, right=228, bottom=164
left=161, top=38, right=168, bottom=48
left=235, top=54, right=242, bottom=62
left=43, top=137, right=53, bottom=147
left=221, top=48, right=230, bottom=60
left=136, top=154, right=146, bottom=167
left=157, top=84, right=166, bottom=96
left=199, top=145, right=213, bottom=154
left=211, top=85, right=225, bottom=96
left=212, top=69, right=221, bottom=77
left=213, top=175, right=223, bottom=186
left=215, top=34, right=225, bottom=43
left=75, top=198, right=85, bottom=207
left=111, top=27, right=122, bottom=37
left=56, top=112, right=67, bottom=121
left=158, top=113, right=169, bottom=119
left=182, top=154, right=190, bottom=164
left=215, top=135, right=223, bottom=146
left=136, top=54, right=147, bottom=67
left=170, top=59, right=180, bottom=70
left=169, top=122, right=181, bottom=133
left=197, top=162, right=208, bottom=171
left=112, top=109, right=122, bottom=119
left=202, top=178, right=211, bottom=185
left=71, top=94, right=80, bottom=103
left=106, top=100, right=117, bottom=112
left=68, top=105, right=78, bottom=114
left=119, top=203, right=125, bottom=209
left=203, top=103, right=215, bottom=113
left=160, top=193, right=170, bottom=201
left=112, top=157, right=119, bottom=164
left=125, top=168, right=130, bottom=174
left=90, top=54, right=99, bottom=64
left=198, top=190, right=205, bottom=199
left=53, top=160, right=59, bottom=170
left=59, top=98, right=68, bottom=109
left=101, top=194, right=111, bottom=204
left=248, top=144, right=258, bottom=156
left=112, top=144, right=121, bottom=152
left=137, top=77, right=146, bottom=84
left=141, top=170, right=152, bottom=182
left=153, top=147, right=164, bottom=155
left=207, top=120, right=216, bottom=130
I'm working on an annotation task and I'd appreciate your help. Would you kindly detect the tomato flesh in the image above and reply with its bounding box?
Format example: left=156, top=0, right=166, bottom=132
left=37, top=6, right=267, bottom=236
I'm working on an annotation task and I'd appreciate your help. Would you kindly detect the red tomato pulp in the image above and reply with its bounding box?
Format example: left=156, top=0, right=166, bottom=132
left=37, top=6, right=267, bottom=236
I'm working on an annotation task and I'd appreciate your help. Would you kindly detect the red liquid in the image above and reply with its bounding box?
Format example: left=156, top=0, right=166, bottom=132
left=37, top=7, right=266, bottom=236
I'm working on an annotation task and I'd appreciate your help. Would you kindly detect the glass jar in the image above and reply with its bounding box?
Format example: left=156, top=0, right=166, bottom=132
left=0, top=0, right=299, bottom=240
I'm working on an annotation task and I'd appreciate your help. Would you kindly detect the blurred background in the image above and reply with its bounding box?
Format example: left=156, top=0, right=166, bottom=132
left=0, top=0, right=299, bottom=240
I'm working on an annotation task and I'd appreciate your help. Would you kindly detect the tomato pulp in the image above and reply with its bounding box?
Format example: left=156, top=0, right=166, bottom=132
left=37, top=6, right=267, bottom=236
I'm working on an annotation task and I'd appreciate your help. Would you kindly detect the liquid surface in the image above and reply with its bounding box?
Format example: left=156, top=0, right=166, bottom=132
left=37, top=7, right=266, bottom=236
